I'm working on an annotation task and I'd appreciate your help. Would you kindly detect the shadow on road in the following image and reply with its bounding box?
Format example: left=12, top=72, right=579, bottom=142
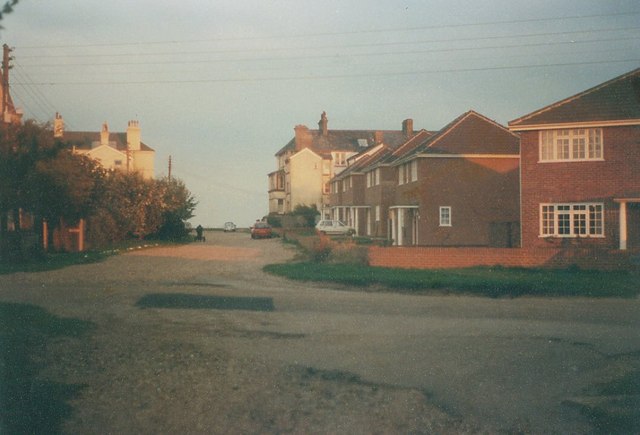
left=136, top=293, right=275, bottom=312
left=0, top=302, right=94, bottom=434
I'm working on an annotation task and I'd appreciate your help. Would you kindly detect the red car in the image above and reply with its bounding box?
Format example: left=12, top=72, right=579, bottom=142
left=251, top=222, right=273, bottom=239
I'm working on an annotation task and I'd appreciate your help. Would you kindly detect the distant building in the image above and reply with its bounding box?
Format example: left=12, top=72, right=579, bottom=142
left=268, top=112, right=412, bottom=217
left=55, top=114, right=155, bottom=179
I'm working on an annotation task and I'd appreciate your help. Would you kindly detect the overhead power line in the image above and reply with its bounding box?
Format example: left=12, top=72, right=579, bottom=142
left=17, top=34, right=640, bottom=69
left=16, top=25, right=640, bottom=60
left=14, top=10, right=640, bottom=49
left=16, top=58, right=640, bottom=86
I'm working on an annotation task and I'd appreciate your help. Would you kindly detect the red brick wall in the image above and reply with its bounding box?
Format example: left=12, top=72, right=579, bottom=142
left=520, top=125, right=640, bottom=249
left=393, top=157, right=520, bottom=246
left=368, top=246, right=637, bottom=270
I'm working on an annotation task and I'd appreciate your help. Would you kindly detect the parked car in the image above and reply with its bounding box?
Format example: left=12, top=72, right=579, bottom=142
left=251, top=222, right=273, bottom=239
left=315, top=220, right=355, bottom=236
left=223, top=222, right=236, bottom=232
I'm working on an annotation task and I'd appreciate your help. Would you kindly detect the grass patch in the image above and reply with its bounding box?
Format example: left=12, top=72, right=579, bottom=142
left=263, top=262, right=640, bottom=298
left=0, top=302, right=95, bottom=434
left=0, top=250, right=113, bottom=274
left=0, top=239, right=191, bottom=275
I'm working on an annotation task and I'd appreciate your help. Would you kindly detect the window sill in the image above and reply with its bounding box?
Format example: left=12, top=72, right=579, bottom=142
left=538, top=235, right=605, bottom=239
left=537, top=158, right=605, bottom=164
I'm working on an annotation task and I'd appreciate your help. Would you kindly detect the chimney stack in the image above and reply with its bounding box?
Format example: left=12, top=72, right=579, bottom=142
left=53, top=112, right=64, bottom=138
left=374, top=131, right=384, bottom=144
left=294, top=125, right=312, bottom=151
left=100, top=122, right=109, bottom=146
left=318, top=111, right=328, bottom=136
left=127, top=120, right=141, bottom=151
left=402, top=119, right=414, bottom=137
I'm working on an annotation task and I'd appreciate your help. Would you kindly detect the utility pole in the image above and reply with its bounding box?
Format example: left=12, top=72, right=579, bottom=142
left=168, top=155, right=172, bottom=180
left=1, top=44, right=12, bottom=122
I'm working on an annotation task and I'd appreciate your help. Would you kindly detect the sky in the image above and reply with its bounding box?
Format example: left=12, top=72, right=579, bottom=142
left=1, top=0, right=638, bottom=227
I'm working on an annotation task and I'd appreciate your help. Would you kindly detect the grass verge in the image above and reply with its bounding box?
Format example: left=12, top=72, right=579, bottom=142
left=263, top=262, right=640, bottom=298
left=0, top=240, right=171, bottom=275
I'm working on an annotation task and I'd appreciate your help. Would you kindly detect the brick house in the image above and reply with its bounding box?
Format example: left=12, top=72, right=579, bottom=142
left=269, top=112, right=410, bottom=218
left=329, top=140, right=389, bottom=235
left=509, top=68, right=640, bottom=251
left=388, top=111, right=520, bottom=246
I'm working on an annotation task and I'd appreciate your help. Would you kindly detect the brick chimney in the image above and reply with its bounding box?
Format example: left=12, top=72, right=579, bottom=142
left=100, top=122, right=109, bottom=146
left=126, top=120, right=141, bottom=151
left=374, top=131, right=384, bottom=144
left=402, top=119, right=414, bottom=137
left=294, top=125, right=312, bottom=151
left=318, top=111, right=328, bottom=136
left=53, top=112, right=64, bottom=138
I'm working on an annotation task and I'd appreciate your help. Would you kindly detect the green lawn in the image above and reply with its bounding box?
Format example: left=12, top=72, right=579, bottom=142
left=0, top=241, right=164, bottom=275
left=263, top=262, right=640, bottom=298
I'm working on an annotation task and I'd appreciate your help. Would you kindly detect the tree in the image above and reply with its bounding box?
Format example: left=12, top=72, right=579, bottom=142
left=292, top=204, right=320, bottom=227
left=0, top=0, right=19, bottom=28
left=153, top=177, right=197, bottom=241
left=27, top=150, right=104, bottom=225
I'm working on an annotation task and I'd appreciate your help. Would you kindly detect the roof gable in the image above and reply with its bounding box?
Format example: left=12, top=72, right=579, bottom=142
left=422, top=111, right=519, bottom=155
left=393, top=111, right=519, bottom=166
left=509, top=68, right=640, bottom=129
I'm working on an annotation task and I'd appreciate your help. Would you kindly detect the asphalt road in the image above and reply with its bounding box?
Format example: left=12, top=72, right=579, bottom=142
left=1, top=230, right=638, bottom=433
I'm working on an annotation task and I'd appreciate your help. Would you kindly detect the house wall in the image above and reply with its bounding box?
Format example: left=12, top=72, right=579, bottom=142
left=364, top=167, right=396, bottom=238
left=133, top=150, right=155, bottom=179
left=520, top=125, right=640, bottom=249
left=289, top=149, right=324, bottom=210
left=394, top=157, right=520, bottom=246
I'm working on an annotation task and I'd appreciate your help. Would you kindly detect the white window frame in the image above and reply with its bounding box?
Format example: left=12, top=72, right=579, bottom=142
left=375, top=205, right=380, bottom=222
left=398, top=161, right=417, bottom=185
left=539, top=128, right=603, bottom=162
left=539, top=203, right=604, bottom=238
left=439, top=206, right=452, bottom=227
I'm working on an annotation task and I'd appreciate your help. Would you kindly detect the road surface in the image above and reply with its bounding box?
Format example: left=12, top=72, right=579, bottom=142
left=1, top=230, right=638, bottom=433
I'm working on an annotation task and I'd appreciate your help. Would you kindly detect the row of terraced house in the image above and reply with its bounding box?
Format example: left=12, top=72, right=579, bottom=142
left=268, top=68, right=640, bottom=268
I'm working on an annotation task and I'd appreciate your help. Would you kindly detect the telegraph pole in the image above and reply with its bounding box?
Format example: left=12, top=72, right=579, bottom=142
left=1, top=44, right=12, bottom=121
left=168, top=155, right=172, bottom=180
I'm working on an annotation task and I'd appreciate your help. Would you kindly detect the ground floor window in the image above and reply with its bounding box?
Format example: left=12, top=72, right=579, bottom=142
left=439, top=206, right=451, bottom=226
left=540, top=203, right=604, bottom=237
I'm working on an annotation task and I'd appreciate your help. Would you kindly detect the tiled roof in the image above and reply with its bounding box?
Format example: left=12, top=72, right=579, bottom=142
left=333, top=145, right=388, bottom=180
left=62, top=131, right=155, bottom=152
left=395, top=111, right=519, bottom=165
left=509, top=68, right=640, bottom=129
left=276, top=129, right=409, bottom=156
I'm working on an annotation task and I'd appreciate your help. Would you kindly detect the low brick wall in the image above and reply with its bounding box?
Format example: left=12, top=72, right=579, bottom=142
left=368, top=246, right=639, bottom=270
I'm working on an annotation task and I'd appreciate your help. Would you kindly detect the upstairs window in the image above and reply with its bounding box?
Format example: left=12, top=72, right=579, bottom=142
left=539, top=128, right=602, bottom=162
left=398, top=161, right=418, bottom=185
left=366, top=168, right=380, bottom=187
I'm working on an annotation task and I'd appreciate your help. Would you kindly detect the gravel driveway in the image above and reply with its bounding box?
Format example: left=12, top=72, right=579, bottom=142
left=1, top=231, right=638, bottom=434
